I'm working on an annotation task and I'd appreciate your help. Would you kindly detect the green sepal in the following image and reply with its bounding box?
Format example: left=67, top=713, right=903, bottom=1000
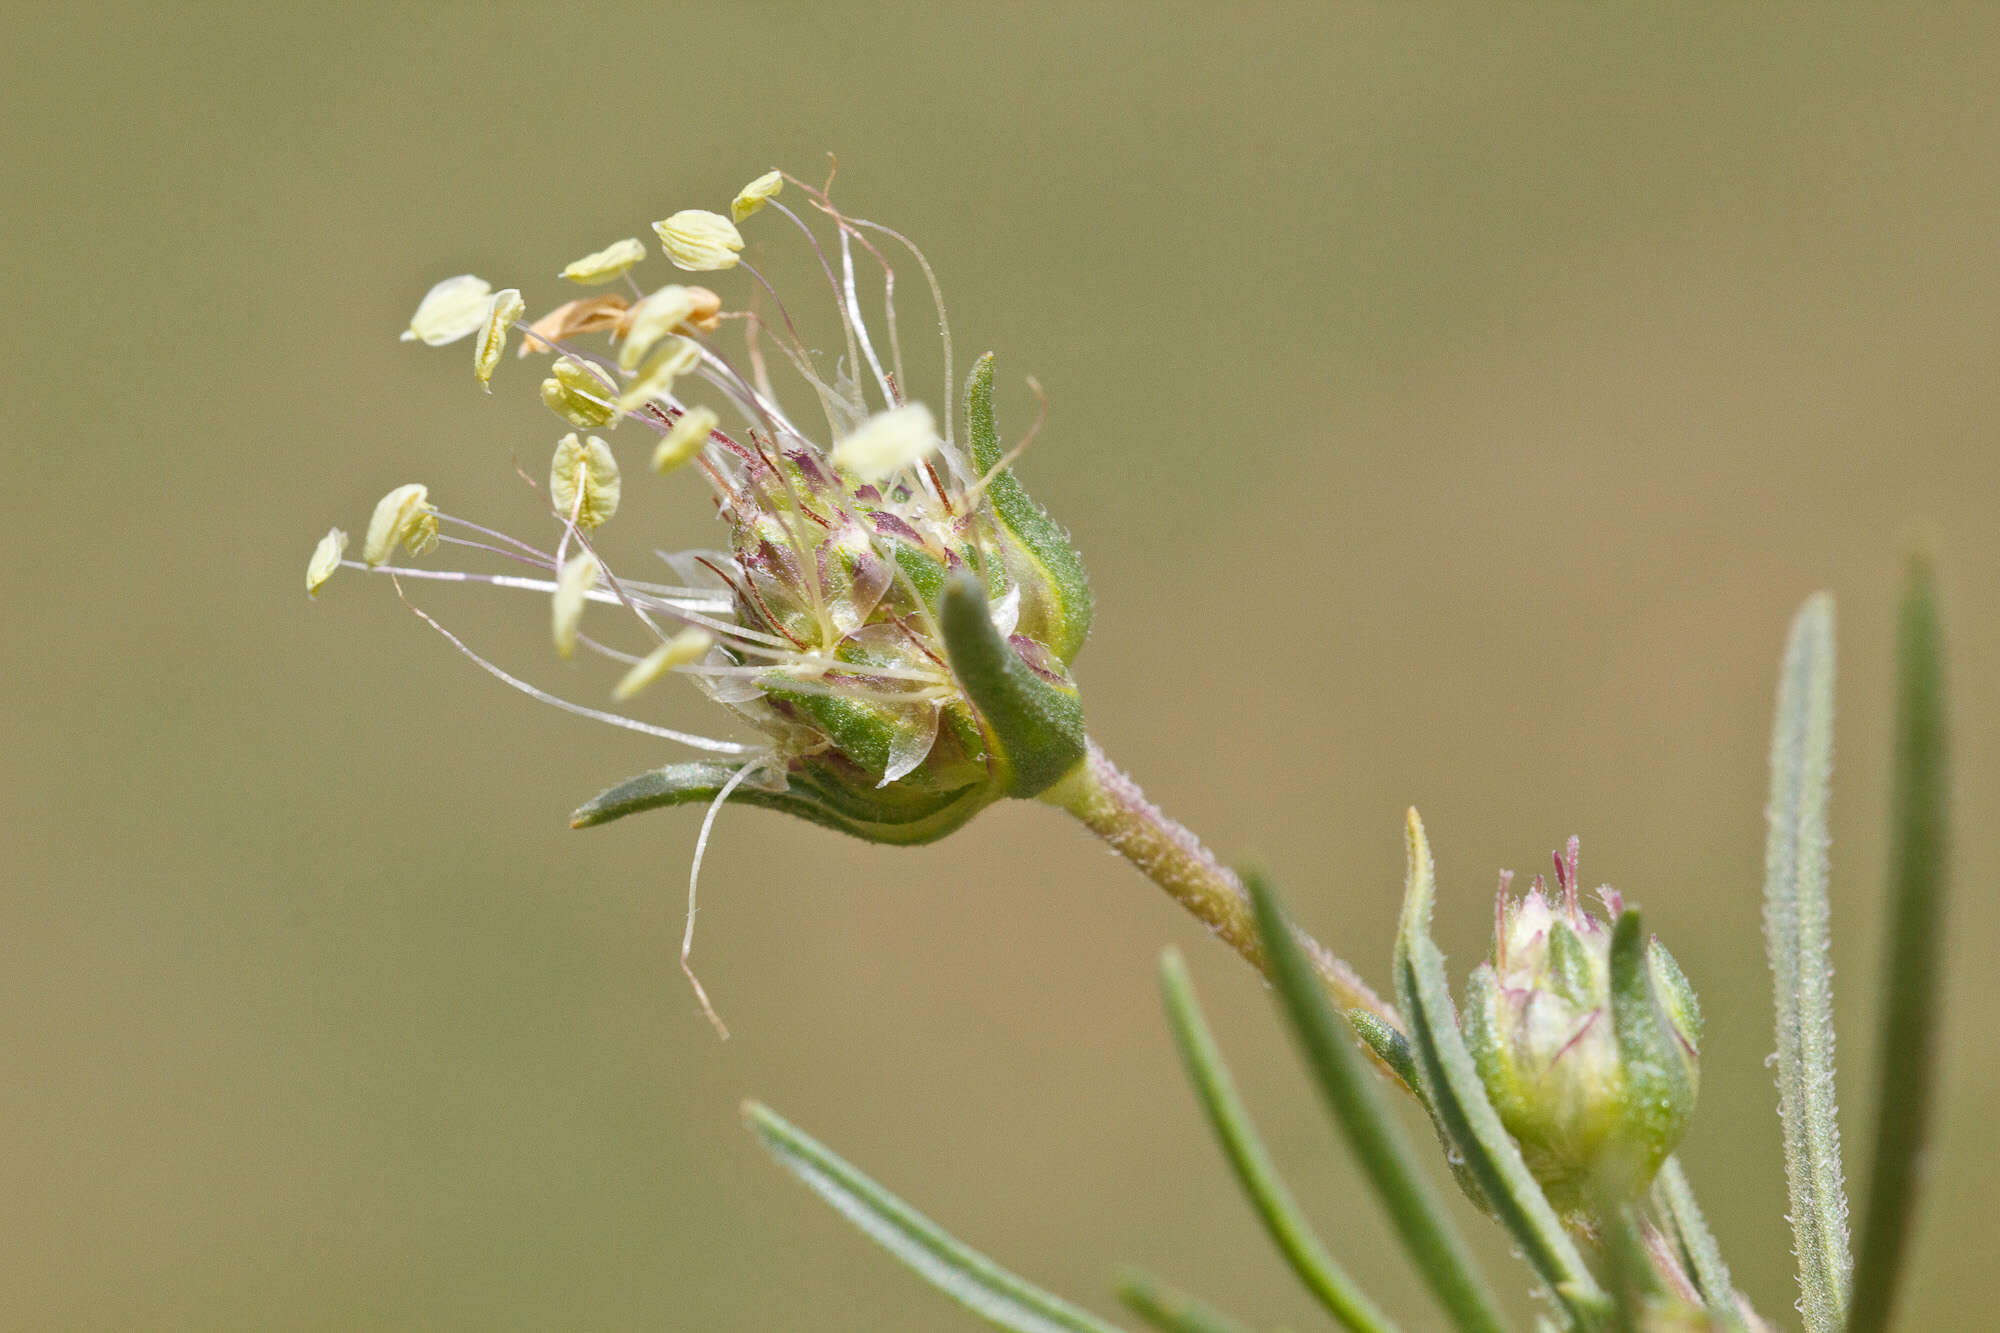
left=1648, top=938, right=1704, bottom=1052
left=892, top=542, right=947, bottom=614
left=1458, top=964, right=1514, bottom=1123
left=939, top=573, right=1086, bottom=799
left=1605, top=910, right=1698, bottom=1204
left=1545, top=920, right=1598, bottom=1010
left=569, top=758, right=994, bottom=846
left=966, top=352, right=1093, bottom=664
left=763, top=686, right=904, bottom=782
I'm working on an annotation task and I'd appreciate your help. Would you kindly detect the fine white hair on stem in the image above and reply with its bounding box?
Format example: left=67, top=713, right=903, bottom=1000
left=389, top=575, right=754, bottom=756
left=684, top=758, right=765, bottom=1038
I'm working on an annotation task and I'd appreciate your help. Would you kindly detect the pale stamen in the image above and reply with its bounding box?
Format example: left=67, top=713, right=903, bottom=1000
left=684, top=758, right=767, bottom=1038
left=388, top=575, right=755, bottom=756
left=763, top=198, right=868, bottom=407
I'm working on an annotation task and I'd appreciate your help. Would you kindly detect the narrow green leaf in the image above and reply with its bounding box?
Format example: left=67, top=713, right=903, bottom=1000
left=940, top=573, right=1086, bottom=797
left=1849, top=557, right=1949, bottom=1333
left=1114, top=1268, right=1259, bottom=1333
left=1393, top=810, right=1607, bottom=1322
left=1602, top=1209, right=1658, bottom=1333
left=745, top=1101, right=1126, bottom=1333
left=1650, top=1158, right=1743, bottom=1330
left=1247, top=874, right=1511, bottom=1333
left=1760, top=593, right=1851, bottom=1332
left=1158, top=951, right=1398, bottom=1333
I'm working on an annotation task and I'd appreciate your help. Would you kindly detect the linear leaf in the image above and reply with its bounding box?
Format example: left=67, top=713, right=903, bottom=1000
left=1158, top=951, right=1397, bottom=1333
left=745, top=1102, right=1126, bottom=1333
left=1650, top=1157, right=1742, bottom=1329
left=1393, top=810, right=1607, bottom=1323
left=1760, top=593, right=1851, bottom=1331
left=1848, top=557, right=1949, bottom=1333
left=1247, top=874, right=1511, bottom=1333
left=1114, top=1268, right=1259, bottom=1333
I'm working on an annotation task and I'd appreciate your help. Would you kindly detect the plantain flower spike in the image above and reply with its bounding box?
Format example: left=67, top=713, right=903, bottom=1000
left=1461, top=838, right=1701, bottom=1219
left=327, top=170, right=1097, bottom=1029
left=328, top=166, right=1095, bottom=857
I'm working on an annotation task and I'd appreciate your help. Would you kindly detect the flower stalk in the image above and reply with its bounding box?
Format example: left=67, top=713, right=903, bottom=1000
left=1044, top=742, right=1393, bottom=1024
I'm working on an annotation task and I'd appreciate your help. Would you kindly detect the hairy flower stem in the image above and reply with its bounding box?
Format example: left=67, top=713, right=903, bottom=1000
left=1048, top=741, right=1396, bottom=1026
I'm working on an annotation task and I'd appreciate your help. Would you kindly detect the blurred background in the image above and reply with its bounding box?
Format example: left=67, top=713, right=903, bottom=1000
left=4, top=5, right=1996, bottom=1328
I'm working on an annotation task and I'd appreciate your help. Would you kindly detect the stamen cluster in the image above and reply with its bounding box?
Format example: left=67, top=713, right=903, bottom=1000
left=308, top=165, right=1095, bottom=1030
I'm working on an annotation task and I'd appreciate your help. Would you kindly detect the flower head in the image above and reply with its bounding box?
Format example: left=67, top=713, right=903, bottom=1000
left=314, top=167, right=1093, bottom=1030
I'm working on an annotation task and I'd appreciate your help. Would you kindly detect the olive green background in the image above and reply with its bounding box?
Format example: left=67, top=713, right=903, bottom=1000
left=5, top=4, right=1996, bottom=1329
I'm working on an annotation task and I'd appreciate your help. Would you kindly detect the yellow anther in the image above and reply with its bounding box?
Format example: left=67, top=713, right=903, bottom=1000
left=829, top=402, right=939, bottom=482
left=540, top=356, right=620, bottom=428
left=401, top=275, right=492, bottom=345
left=652, top=405, right=719, bottom=474
left=617, top=337, right=701, bottom=412
left=618, top=286, right=702, bottom=371
left=517, top=294, right=629, bottom=356
left=552, top=551, right=601, bottom=659
left=305, top=527, right=347, bottom=596
left=473, top=288, right=526, bottom=390
left=731, top=171, right=783, bottom=222
left=362, top=484, right=438, bottom=566
left=612, top=627, right=716, bottom=701
left=549, top=433, right=621, bottom=530
left=653, top=210, right=745, bottom=272
left=559, top=237, right=647, bottom=285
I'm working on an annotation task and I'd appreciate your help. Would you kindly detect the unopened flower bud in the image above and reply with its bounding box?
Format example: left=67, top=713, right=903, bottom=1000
left=1461, top=843, right=1701, bottom=1218
left=653, top=209, right=744, bottom=271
